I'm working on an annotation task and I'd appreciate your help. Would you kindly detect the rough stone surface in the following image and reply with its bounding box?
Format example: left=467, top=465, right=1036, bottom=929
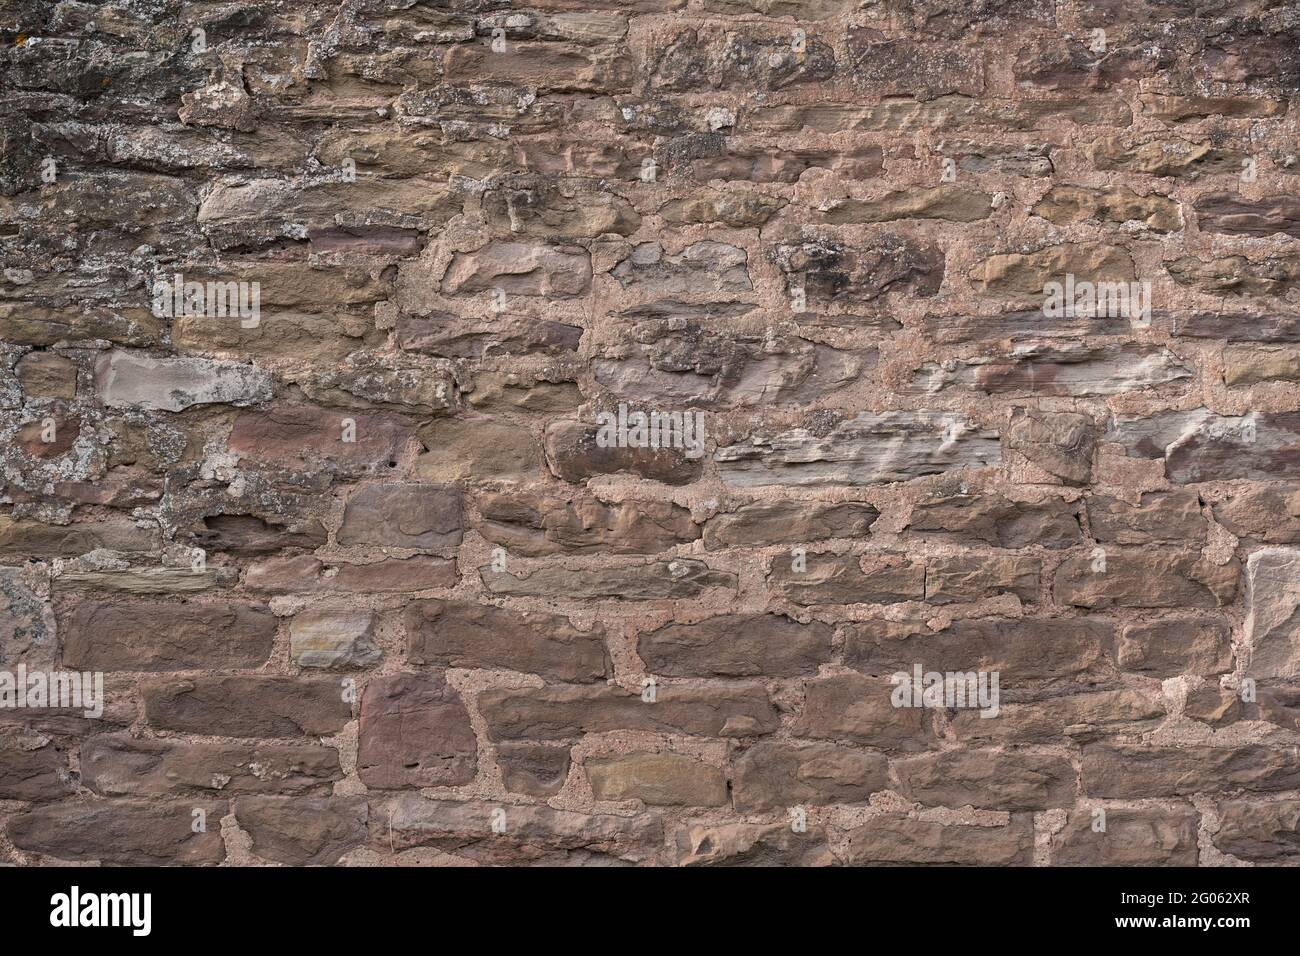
left=3, top=0, right=1295, bottom=869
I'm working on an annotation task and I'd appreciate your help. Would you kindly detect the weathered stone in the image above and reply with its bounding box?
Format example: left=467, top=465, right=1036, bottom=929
left=611, top=241, right=753, bottom=297
left=336, top=483, right=463, bottom=551
left=476, top=490, right=699, bottom=556
left=843, top=814, right=1034, bottom=865
left=0, top=731, right=70, bottom=801
left=750, top=95, right=1131, bottom=133
left=1083, top=744, right=1300, bottom=797
left=1036, top=448, right=1131, bottom=539
left=592, top=323, right=870, bottom=408
left=704, top=499, right=879, bottom=549
left=950, top=689, right=1164, bottom=744
left=478, top=683, right=779, bottom=741
left=63, top=600, right=276, bottom=671
left=1213, top=485, right=1300, bottom=543
left=229, top=405, right=415, bottom=474
left=910, top=345, right=1192, bottom=397
left=1033, top=185, right=1182, bottom=231
left=1244, top=548, right=1300, bottom=680
left=81, top=735, right=340, bottom=796
left=848, top=38, right=985, bottom=99
left=658, top=191, right=787, bottom=227
left=690, top=146, right=884, bottom=183
left=0, top=517, right=159, bottom=559
left=0, top=568, right=56, bottom=668
left=1224, top=344, right=1300, bottom=385
left=796, top=674, right=935, bottom=750
left=924, top=552, right=1040, bottom=604
left=195, top=513, right=327, bottom=557
left=639, top=613, right=832, bottom=677
left=442, top=42, right=636, bottom=92
left=415, top=417, right=543, bottom=483
left=969, top=243, right=1134, bottom=297
left=586, top=751, right=727, bottom=806
left=1052, top=806, right=1199, bottom=866
left=1184, top=685, right=1243, bottom=727
left=1166, top=254, right=1300, bottom=298
left=16, top=351, right=76, bottom=399
left=1118, top=617, right=1232, bottom=677
left=397, top=313, right=581, bottom=360
left=1106, top=408, right=1300, bottom=482
left=442, top=242, right=592, bottom=297
left=895, top=750, right=1077, bottom=810
left=733, top=740, right=888, bottom=812
left=378, top=793, right=662, bottom=864
left=716, top=412, right=1000, bottom=487
left=907, top=493, right=1081, bottom=548
left=484, top=176, right=640, bottom=238
left=143, top=677, right=351, bottom=738
left=1196, top=194, right=1300, bottom=239
left=545, top=420, right=703, bottom=485
left=357, top=673, right=477, bottom=789
left=1088, top=491, right=1206, bottom=544
left=1053, top=548, right=1238, bottom=609
left=768, top=552, right=925, bottom=606
left=677, top=821, right=834, bottom=866
left=198, top=177, right=460, bottom=250
left=497, top=743, right=572, bottom=798
left=1215, top=799, right=1300, bottom=863
left=289, top=609, right=381, bottom=669
left=1174, top=312, right=1300, bottom=343
left=482, top=559, right=736, bottom=601
left=7, top=800, right=228, bottom=865
left=234, top=795, right=367, bottom=866
left=1088, top=134, right=1242, bottom=178
left=813, top=186, right=992, bottom=224
left=774, top=234, right=944, bottom=306
left=246, top=554, right=458, bottom=594
left=404, top=599, right=609, bottom=682
left=844, top=617, right=1116, bottom=687
left=94, top=350, right=271, bottom=412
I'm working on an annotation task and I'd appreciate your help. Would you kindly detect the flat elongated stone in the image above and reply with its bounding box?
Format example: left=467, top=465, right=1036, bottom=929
left=95, top=350, right=271, bottom=412
left=1053, top=548, right=1238, bottom=609
left=895, top=750, right=1077, bottom=810
left=586, top=751, right=727, bottom=806
left=336, top=483, right=462, bottom=550
left=1053, top=806, right=1199, bottom=866
left=63, top=599, right=276, bottom=671
left=1082, top=744, right=1300, bottom=797
left=844, top=815, right=1034, bottom=865
left=481, top=559, right=736, bottom=601
left=404, top=599, right=609, bottom=682
left=142, top=677, right=352, bottom=737
left=732, top=741, right=888, bottom=812
left=703, top=500, right=879, bottom=549
left=81, top=735, right=341, bottom=796
left=478, top=683, right=779, bottom=741
left=8, top=800, right=228, bottom=865
left=715, top=412, right=1000, bottom=487
left=638, top=613, right=832, bottom=677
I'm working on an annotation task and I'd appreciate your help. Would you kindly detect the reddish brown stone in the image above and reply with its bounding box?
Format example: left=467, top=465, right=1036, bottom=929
left=357, top=673, right=477, bottom=789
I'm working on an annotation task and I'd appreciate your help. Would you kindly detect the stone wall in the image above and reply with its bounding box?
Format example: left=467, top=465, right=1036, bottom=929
left=2, top=0, right=1299, bottom=866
